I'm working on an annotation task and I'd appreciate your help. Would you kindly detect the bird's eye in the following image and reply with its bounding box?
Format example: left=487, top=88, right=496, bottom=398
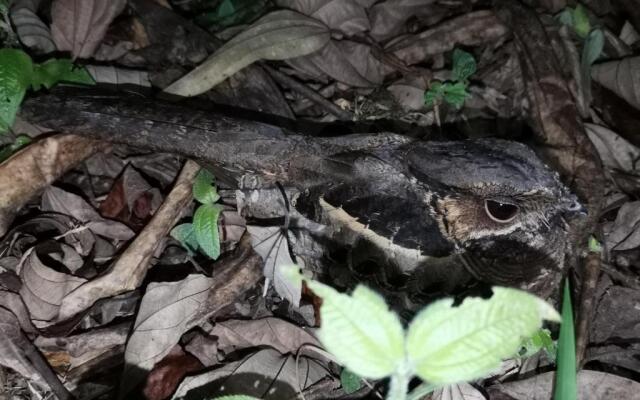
left=484, top=199, right=519, bottom=223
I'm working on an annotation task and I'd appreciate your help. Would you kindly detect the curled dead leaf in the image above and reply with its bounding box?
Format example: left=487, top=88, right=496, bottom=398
left=592, top=56, right=640, bottom=111
left=164, top=10, right=331, bottom=96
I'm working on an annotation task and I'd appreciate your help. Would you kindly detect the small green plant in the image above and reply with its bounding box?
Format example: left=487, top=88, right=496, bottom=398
left=0, top=48, right=94, bottom=134
left=171, top=169, right=223, bottom=260
left=553, top=279, right=577, bottom=400
left=424, top=48, right=476, bottom=110
left=520, top=328, right=556, bottom=360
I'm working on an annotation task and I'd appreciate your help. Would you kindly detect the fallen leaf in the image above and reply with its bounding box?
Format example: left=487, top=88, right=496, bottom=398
left=585, top=123, right=640, bottom=173
left=0, top=307, right=43, bottom=382
left=287, top=40, right=384, bottom=87
left=9, top=1, right=56, bottom=54
left=592, top=56, right=640, bottom=111
left=42, top=186, right=135, bottom=241
left=51, top=0, right=127, bottom=59
left=18, top=243, right=87, bottom=325
left=276, top=0, right=369, bottom=36
left=143, top=346, right=203, bottom=400
left=387, top=75, right=429, bottom=110
left=211, top=317, right=320, bottom=355
left=121, top=274, right=214, bottom=396
left=605, top=201, right=640, bottom=251
left=488, top=370, right=640, bottom=399
left=171, top=348, right=331, bottom=400
left=247, top=225, right=301, bottom=307
left=369, top=0, right=441, bottom=41
left=164, top=10, right=330, bottom=96
left=84, top=65, right=151, bottom=86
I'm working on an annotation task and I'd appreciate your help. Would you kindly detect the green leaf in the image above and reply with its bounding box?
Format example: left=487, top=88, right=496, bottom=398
left=520, top=328, right=556, bottom=359
left=406, top=287, right=560, bottom=385
left=557, top=9, right=574, bottom=27
left=442, top=81, right=469, bottom=109
left=192, top=169, right=220, bottom=205
left=451, top=49, right=476, bottom=82
left=170, top=223, right=199, bottom=255
left=0, top=49, right=33, bottom=133
left=193, top=204, right=223, bottom=259
left=588, top=236, right=602, bottom=253
left=582, top=28, right=604, bottom=67
left=31, top=59, right=94, bottom=91
left=424, top=81, right=445, bottom=107
left=306, top=281, right=405, bottom=379
left=554, top=280, right=577, bottom=400
left=0, top=134, right=30, bottom=163
left=340, top=368, right=363, bottom=394
left=573, top=4, right=591, bottom=38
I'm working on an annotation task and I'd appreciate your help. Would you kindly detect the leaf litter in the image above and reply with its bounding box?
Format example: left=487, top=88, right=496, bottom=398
left=0, top=0, right=639, bottom=399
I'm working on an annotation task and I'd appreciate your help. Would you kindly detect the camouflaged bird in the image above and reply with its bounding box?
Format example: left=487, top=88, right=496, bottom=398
left=21, top=88, right=582, bottom=307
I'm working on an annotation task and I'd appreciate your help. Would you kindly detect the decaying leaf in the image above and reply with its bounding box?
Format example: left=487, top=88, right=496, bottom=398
left=0, top=307, right=44, bottom=383
left=276, top=0, right=369, bottom=36
left=287, top=40, right=385, bottom=87
left=42, top=186, right=135, bottom=241
left=121, top=274, right=214, bottom=396
left=18, top=243, right=87, bottom=326
left=488, top=370, right=640, bottom=399
left=10, top=0, right=56, bottom=54
left=171, top=348, right=331, bottom=400
left=592, top=56, right=640, bottom=111
left=585, top=123, right=640, bottom=174
left=50, top=0, right=127, bottom=59
left=84, top=65, right=151, bottom=87
left=432, top=383, right=486, bottom=400
left=247, top=225, right=301, bottom=307
left=369, top=0, right=444, bottom=41
left=164, top=10, right=331, bottom=96
left=605, top=201, right=640, bottom=251
left=210, top=317, right=320, bottom=355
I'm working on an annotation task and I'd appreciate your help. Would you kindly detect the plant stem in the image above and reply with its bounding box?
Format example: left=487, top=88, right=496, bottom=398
left=387, top=369, right=411, bottom=400
left=407, top=382, right=438, bottom=400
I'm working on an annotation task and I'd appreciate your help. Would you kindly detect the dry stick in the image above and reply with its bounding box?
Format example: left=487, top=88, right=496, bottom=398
left=0, top=134, right=104, bottom=237
left=262, top=64, right=353, bottom=121
left=575, top=252, right=601, bottom=367
left=57, top=160, right=201, bottom=320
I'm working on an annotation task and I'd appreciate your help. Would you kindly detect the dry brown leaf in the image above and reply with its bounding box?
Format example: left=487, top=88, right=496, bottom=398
left=171, top=348, right=332, bottom=400
left=369, top=0, right=439, bottom=41
left=211, top=317, right=320, bottom=355
left=51, top=0, right=127, bottom=59
left=276, top=0, right=369, bottom=35
left=164, top=10, right=330, bottom=96
left=0, top=307, right=43, bottom=383
left=121, top=274, right=214, bottom=396
left=385, top=11, right=508, bottom=65
left=41, top=186, right=135, bottom=241
left=18, top=244, right=87, bottom=326
left=10, top=0, right=56, bottom=54
left=585, top=123, right=640, bottom=174
left=592, top=56, right=640, bottom=111
left=84, top=65, right=151, bottom=87
left=287, top=40, right=384, bottom=87
left=387, top=75, right=429, bottom=110
left=604, top=201, right=640, bottom=251
left=0, top=290, right=36, bottom=334
left=488, top=370, right=640, bottom=399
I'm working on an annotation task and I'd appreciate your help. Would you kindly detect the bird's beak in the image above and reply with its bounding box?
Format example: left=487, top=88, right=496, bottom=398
left=560, top=195, right=587, bottom=219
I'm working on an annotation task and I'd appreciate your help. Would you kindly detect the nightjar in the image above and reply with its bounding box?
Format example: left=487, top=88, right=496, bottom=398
left=21, top=88, right=583, bottom=309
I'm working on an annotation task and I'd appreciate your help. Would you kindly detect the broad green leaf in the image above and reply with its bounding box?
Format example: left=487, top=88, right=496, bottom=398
left=164, top=10, right=330, bottom=96
left=193, top=204, right=223, bottom=259
left=554, top=280, right=577, bottom=400
left=407, top=287, right=560, bottom=385
left=192, top=169, right=220, bottom=204
left=0, top=49, right=33, bottom=132
left=340, top=368, right=363, bottom=394
left=170, top=223, right=198, bottom=255
left=442, top=81, right=469, bottom=109
left=424, top=81, right=445, bottom=107
left=306, top=281, right=405, bottom=379
left=582, top=28, right=604, bottom=68
left=31, top=59, right=94, bottom=90
left=0, top=134, right=30, bottom=163
left=451, top=49, right=476, bottom=82
left=573, top=4, right=591, bottom=38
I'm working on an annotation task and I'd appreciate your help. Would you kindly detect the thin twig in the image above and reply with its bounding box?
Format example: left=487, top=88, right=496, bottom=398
left=262, top=64, right=353, bottom=121
left=575, top=252, right=601, bottom=367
